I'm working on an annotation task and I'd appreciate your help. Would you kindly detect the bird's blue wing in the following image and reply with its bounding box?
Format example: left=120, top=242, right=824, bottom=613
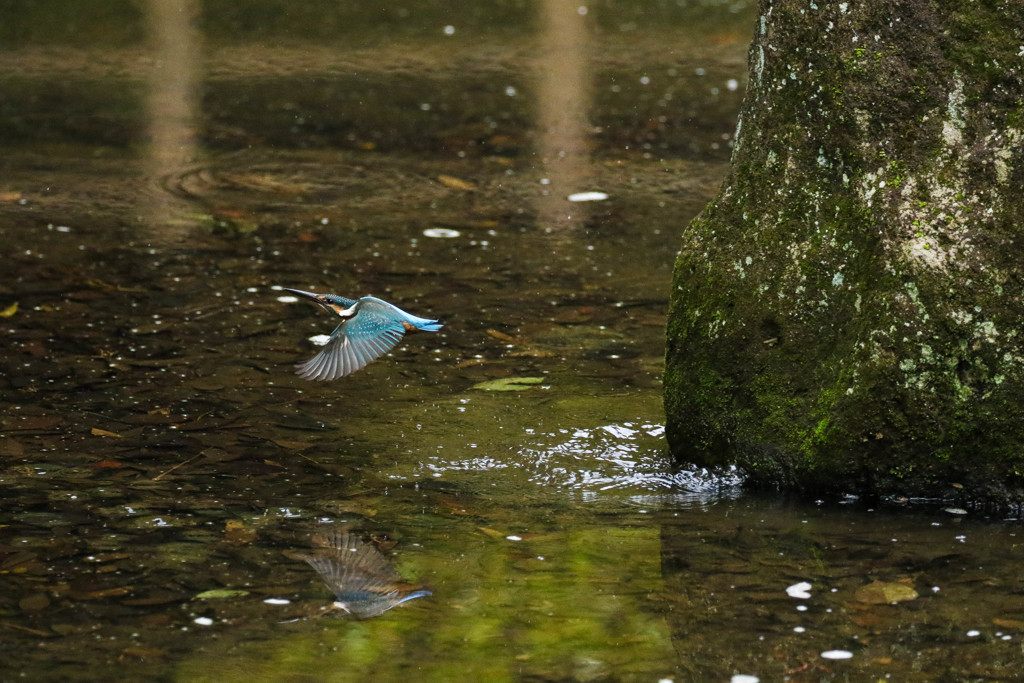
left=295, top=307, right=406, bottom=380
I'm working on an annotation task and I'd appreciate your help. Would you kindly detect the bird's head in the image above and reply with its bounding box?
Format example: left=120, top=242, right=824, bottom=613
left=282, top=288, right=357, bottom=317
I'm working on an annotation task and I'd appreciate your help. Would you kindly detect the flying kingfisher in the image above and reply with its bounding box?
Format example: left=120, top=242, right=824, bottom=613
left=281, top=288, right=442, bottom=380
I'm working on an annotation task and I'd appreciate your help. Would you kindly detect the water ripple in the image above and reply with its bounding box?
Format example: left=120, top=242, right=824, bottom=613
left=418, top=421, right=743, bottom=496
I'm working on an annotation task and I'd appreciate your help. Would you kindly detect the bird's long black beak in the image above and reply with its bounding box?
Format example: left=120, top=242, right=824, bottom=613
left=281, top=287, right=322, bottom=302
left=281, top=287, right=335, bottom=313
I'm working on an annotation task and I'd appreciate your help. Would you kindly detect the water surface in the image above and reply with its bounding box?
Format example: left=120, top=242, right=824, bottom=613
left=2, top=2, right=1022, bottom=681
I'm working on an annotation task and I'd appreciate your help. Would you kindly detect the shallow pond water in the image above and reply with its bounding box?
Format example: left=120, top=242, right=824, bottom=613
left=2, top=2, right=1024, bottom=681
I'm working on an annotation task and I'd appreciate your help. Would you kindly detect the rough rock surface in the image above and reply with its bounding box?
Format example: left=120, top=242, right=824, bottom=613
left=665, top=0, right=1024, bottom=503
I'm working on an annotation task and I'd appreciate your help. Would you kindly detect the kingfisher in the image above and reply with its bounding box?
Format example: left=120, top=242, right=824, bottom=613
left=281, top=288, right=442, bottom=380
left=299, top=527, right=432, bottom=619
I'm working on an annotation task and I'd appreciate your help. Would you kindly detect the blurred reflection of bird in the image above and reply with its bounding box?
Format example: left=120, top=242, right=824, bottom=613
left=281, top=288, right=443, bottom=380
left=299, top=527, right=431, bottom=619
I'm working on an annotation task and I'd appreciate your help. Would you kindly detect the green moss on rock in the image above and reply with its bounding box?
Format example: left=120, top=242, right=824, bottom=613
left=664, top=0, right=1024, bottom=505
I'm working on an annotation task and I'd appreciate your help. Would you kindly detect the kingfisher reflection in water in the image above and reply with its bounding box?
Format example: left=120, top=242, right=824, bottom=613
left=298, top=526, right=431, bottom=619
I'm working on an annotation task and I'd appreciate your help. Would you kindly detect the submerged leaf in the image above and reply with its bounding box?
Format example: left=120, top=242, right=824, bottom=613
left=19, top=593, right=51, bottom=612
left=472, top=376, right=546, bottom=391
left=224, top=520, right=257, bottom=545
left=195, top=589, right=249, bottom=600
left=485, top=328, right=522, bottom=343
left=476, top=526, right=507, bottom=539
left=993, top=618, right=1024, bottom=629
left=91, top=460, right=124, bottom=469
left=0, top=302, right=17, bottom=318
left=437, top=174, right=476, bottom=190
left=854, top=580, right=918, bottom=604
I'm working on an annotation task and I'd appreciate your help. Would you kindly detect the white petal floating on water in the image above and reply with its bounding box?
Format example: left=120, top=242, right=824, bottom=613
left=423, top=227, right=461, bottom=238
left=277, top=295, right=299, bottom=303
left=309, top=334, right=332, bottom=347
left=194, top=617, right=214, bottom=626
left=786, top=581, right=812, bottom=599
left=730, top=676, right=759, bottom=683
left=263, top=598, right=291, bottom=605
left=820, top=650, right=854, bottom=660
left=967, top=630, right=981, bottom=637
left=567, top=191, right=609, bottom=202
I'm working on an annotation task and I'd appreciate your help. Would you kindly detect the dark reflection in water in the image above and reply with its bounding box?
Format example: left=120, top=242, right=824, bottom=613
left=291, top=526, right=431, bottom=619
left=144, top=0, right=201, bottom=243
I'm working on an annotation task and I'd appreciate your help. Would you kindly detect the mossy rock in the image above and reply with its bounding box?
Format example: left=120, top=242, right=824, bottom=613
left=664, top=0, right=1024, bottom=506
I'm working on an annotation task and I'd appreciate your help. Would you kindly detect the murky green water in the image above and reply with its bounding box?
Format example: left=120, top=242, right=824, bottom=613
left=2, top=2, right=1023, bottom=681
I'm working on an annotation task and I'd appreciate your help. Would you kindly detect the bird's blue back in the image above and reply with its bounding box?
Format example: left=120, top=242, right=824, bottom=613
left=358, top=296, right=442, bottom=331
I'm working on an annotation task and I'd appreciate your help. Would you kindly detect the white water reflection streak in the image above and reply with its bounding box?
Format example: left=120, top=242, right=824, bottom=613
left=416, top=420, right=742, bottom=495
